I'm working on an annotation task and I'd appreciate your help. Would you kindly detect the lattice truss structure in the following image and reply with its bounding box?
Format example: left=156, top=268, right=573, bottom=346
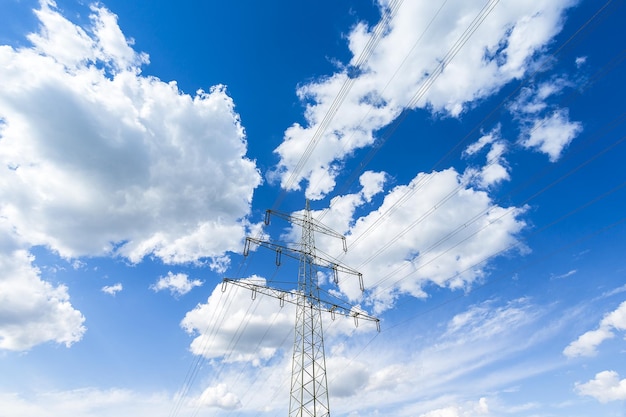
left=223, top=201, right=379, bottom=417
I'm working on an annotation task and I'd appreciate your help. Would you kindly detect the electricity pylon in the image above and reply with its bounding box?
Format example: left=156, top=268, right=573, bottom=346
left=223, top=201, right=379, bottom=417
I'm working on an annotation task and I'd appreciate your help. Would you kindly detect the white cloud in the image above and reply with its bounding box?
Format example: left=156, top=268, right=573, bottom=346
left=151, top=272, right=203, bottom=296
left=0, top=387, right=172, bottom=417
left=28, top=1, right=148, bottom=72
left=359, top=170, right=387, bottom=202
left=327, top=354, right=370, bottom=398
left=520, top=109, right=582, bottom=161
left=563, top=328, right=614, bottom=357
left=101, top=283, right=123, bottom=296
left=181, top=277, right=295, bottom=364
left=179, top=294, right=548, bottom=417
left=177, top=282, right=559, bottom=417
left=550, top=269, right=577, bottom=280
left=325, top=298, right=557, bottom=417
left=508, top=78, right=583, bottom=162
left=181, top=276, right=375, bottom=368
left=563, top=300, right=626, bottom=358
left=0, top=250, right=86, bottom=351
left=575, top=370, right=626, bottom=403
left=509, top=77, right=572, bottom=116
left=463, top=128, right=510, bottom=188
left=419, top=397, right=489, bottom=417
left=308, top=168, right=526, bottom=313
left=0, top=222, right=85, bottom=351
left=0, top=1, right=261, bottom=267
left=194, top=384, right=242, bottom=410
left=272, top=0, right=578, bottom=199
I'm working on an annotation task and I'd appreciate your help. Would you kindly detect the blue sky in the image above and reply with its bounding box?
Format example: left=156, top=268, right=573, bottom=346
left=1, top=0, right=625, bottom=416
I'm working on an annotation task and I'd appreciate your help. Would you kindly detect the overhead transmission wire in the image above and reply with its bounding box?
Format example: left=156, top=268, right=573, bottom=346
left=246, top=4, right=616, bottom=406
left=328, top=152, right=626, bottom=379
left=349, top=51, right=626, bottom=286
left=317, top=0, right=617, bottom=237
left=171, top=1, right=621, bottom=415
left=188, top=294, right=264, bottom=417
left=328, top=177, right=626, bottom=391
left=305, top=0, right=450, bottom=202
left=307, top=13, right=625, bottom=360
left=327, top=30, right=626, bottom=410
left=319, top=0, right=622, bottom=278
left=168, top=284, right=238, bottom=417
left=168, top=265, right=283, bottom=417
left=271, top=0, right=406, bottom=211
left=303, top=0, right=625, bottom=407
left=315, top=0, right=500, bottom=224
left=383, top=198, right=626, bottom=334
left=240, top=316, right=353, bottom=417
left=349, top=66, right=626, bottom=277
left=374, top=138, right=626, bottom=299
left=205, top=8, right=412, bottom=401
left=191, top=274, right=292, bottom=417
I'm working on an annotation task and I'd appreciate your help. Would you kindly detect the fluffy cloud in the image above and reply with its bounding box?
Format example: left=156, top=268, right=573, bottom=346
left=563, top=300, right=626, bottom=358
left=520, top=109, right=582, bottom=161
left=306, top=168, right=526, bottom=313
left=181, top=277, right=295, bottom=364
left=194, top=384, right=242, bottom=410
left=150, top=272, right=202, bottom=296
left=0, top=223, right=85, bottom=351
left=272, top=0, right=578, bottom=199
left=575, top=370, right=626, bottom=403
left=509, top=78, right=583, bottom=161
left=0, top=1, right=261, bottom=267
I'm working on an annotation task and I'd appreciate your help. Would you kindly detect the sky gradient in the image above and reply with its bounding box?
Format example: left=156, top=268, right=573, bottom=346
left=1, top=0, right=626, bottom=416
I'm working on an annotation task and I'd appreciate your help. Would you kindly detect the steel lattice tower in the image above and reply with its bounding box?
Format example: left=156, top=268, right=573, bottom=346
left=289, top=200, right=329, bottom=417
left=223, top=201, right=379, bottom=417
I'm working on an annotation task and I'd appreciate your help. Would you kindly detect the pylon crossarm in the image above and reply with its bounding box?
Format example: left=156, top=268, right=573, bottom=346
left=222, top=279, right=380, bottom=331
left=244, top=237, right=363, bottom=282
left=265, top=209, right=347, bottom=250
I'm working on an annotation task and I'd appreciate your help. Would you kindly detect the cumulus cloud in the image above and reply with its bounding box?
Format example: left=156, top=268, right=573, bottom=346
left=101, top=283, right=123, bottom=296
left=194, top=384, right=242, bottom=410
left=575, top=370, right=626, bottom=403
left=272, top=0, right=578, bottom=199
left=306, top=168, right=527, bottom=313
left=151, top=272, right=203, bottom=296
left=0, top=1, right=261, bottom=267
left=520, top=109, right=582, bottom=161
left=509, top=77, right=583, bottom=161
left=181, top=277, right=295, bottom=364
left=178, top=276, right=554, bottom=417
left=563, top=300, right=626, bottom=358
left=0, top=222, right=85, bottom=351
